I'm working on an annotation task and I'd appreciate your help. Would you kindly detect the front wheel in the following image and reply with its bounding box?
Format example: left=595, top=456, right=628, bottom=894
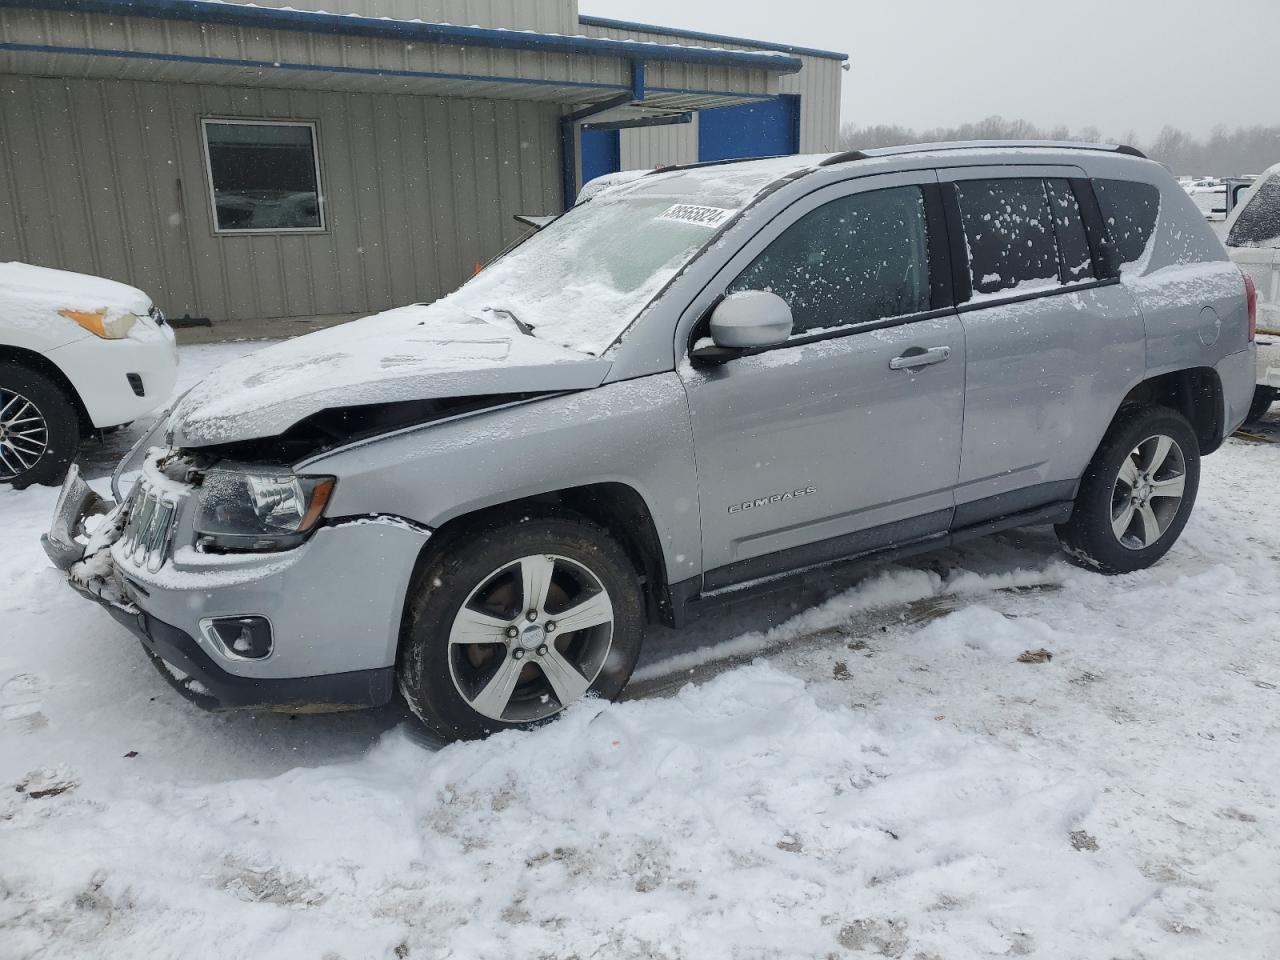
left=1056, top=405, right=1200, bottom=575
left=0, top=362, right=81, bottom=488
left=398, top=513, right=644, bottom=741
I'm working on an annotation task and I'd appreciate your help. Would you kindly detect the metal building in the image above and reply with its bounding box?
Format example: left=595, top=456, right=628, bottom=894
left=0, top=0, right=845, bottom=325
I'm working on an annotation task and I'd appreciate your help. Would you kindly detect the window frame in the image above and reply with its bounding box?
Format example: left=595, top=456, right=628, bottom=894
left=687, top=176, right=955, bottom=362
left=938, top=167, right=1122, bottom=313
left=1044, top=178, right=1097, bottom=285
left=199, top=117, right=327, bottom=236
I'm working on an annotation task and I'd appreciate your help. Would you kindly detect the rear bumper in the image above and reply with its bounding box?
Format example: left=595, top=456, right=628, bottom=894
left=1218, top=346, right=1259, bottom=437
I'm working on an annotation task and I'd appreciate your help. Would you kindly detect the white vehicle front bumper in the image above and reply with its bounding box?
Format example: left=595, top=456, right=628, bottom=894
left=45, top=323, right=178, bottom=428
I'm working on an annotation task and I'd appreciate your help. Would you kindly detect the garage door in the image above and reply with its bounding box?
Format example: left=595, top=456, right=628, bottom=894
left=698, top=95, right=800, bottom=163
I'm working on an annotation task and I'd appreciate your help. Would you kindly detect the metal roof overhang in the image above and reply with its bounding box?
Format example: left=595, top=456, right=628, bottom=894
left=0, top=1, right=797, bottom=113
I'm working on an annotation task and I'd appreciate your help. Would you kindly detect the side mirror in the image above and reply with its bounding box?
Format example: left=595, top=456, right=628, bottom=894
left=691, top=291, right=793, bottom=363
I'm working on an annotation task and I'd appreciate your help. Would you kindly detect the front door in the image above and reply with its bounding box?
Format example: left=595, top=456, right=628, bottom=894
left=679, top=173, right=966, bottom=589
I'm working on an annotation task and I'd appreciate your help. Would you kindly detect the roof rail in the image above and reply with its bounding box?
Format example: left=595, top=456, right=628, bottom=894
left=643, top=154, right=792, bottom=176
left=819, top=140, right=1148, bottom=167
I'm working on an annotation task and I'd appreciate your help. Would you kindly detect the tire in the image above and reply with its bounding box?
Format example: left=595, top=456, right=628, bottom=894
left=398, top=511, right=645, bottom=741
left=0, top=362, right=81, bottom=488
left=1244, top=387, right=1276, bottom=426
left=1055, top=405, right=1200, bottom=575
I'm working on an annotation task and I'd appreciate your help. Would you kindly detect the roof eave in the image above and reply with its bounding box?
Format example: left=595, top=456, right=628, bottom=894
left=0, top=0, right=803, bottom=74
left=578, top=14, right=849, bottom=62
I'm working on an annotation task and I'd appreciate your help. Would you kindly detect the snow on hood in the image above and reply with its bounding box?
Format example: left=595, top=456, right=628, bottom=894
left=167, top=302, right=611, bottom=447
left=0, top=261, right=152, bottom=334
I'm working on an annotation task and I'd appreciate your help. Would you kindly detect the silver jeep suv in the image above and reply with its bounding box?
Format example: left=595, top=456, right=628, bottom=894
left=45, top=142, right=1257, bottom=739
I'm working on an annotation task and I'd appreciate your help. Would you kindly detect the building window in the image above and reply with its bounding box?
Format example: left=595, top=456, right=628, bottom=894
left=201, top=119, right=324, bottom=233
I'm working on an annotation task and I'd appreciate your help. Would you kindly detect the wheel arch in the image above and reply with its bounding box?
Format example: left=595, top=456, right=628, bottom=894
left=1116, top=366, right=1225, bottom=454
left=400, top=481, right=678, bottom=641
left=0, top=344, right=93, bottom=436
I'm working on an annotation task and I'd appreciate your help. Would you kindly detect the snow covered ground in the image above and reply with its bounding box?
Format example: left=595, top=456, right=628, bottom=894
left=2, top=342, right=1279, bottom=959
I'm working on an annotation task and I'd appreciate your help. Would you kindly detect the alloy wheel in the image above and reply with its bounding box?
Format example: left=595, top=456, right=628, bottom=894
left=1110, top=434, right=1187, bottom=550
left=0, top=388, right=49, bottom=481
left=447, top=554, right=615, bottom=723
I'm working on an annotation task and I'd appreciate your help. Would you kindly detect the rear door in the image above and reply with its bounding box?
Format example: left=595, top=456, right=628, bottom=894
left=678, top=172, right=966, bottom=588
left=938, top=167, right=1147, bottom=524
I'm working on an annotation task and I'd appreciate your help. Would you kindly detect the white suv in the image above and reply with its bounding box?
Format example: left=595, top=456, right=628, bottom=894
left=1, top=261, right=178, bottom=486
left=1223, top=162, right=1280, bottom=422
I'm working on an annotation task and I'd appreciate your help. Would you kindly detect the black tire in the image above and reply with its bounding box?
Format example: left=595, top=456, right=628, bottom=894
left=0, top=362, right=81, bottom=488
left=1244, top=386, right=1276, bottom=426
left=398, top=511, right=645, bottom=741
left=1056, top=405, right=1200, bottom=575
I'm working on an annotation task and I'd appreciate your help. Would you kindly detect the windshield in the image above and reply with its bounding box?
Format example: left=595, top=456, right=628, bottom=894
left=446, top=156, right=818, bottom=355
left=1228, top=173, right=1280, bottom=249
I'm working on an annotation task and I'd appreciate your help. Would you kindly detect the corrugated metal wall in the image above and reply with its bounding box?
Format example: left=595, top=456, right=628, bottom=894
left=579, top=20, right=844, bottom=168
left=0, top=8, right=778, bottom=110
left=0, top=75, right=563, bottom=322
left=230, top=0, right=579, bottom=35
left=620, top=115, right=700, bottom=170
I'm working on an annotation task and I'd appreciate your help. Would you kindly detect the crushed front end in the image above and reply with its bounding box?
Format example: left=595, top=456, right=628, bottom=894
left=43, top=446, right=430, bottom=713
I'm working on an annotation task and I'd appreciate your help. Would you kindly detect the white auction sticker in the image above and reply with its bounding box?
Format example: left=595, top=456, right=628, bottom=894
left=656, top=203, right=736, bottom=228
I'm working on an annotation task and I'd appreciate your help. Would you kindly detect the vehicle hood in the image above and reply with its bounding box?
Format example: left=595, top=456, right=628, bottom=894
left=167, top=302, right=613, bottom=447
left=0, top=261, right=153, bottom=343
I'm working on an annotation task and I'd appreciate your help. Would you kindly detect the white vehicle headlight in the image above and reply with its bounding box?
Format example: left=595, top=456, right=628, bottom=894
left=194, top=469, right=336, bottom=552
left=59, top=308, right=139, bottom=339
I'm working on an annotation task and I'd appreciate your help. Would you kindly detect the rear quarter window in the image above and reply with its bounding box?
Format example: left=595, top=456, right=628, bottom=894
left=1094, top=179, right=1160, bottom=265
left=1227, top=175, right=1280, bottom=248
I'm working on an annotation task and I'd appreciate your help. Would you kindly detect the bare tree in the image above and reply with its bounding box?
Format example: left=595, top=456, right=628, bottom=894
left=839, top=115, right=1280, bottom=176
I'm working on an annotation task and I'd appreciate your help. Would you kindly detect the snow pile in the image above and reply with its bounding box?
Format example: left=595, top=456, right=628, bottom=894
left=0, top=662, right=1150, bottom=959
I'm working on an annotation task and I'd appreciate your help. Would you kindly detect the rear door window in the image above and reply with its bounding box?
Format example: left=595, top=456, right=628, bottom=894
left=1227, top=174, right=1280, bottom=248
left=728, top=185, right=931, bottom=336
left=1094, top=179, right=1160, bottom=264
left=954, top=178, right=1060, bottom=297
left=1046, top=179, right=1095, bottom=283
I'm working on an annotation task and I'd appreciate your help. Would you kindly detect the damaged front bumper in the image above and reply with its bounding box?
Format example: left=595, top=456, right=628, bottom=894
left=42, top=462, right=428, bottom=713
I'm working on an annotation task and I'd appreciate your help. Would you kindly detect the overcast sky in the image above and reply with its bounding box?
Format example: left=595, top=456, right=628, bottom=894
left=580, top=0, right=1276, bottom=140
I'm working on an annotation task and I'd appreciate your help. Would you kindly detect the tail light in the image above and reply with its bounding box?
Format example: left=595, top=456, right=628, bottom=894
left=1243, top=270, right=1258, bottom=342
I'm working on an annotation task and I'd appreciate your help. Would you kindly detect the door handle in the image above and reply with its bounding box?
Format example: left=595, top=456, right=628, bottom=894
left=889, top=346, right=952, bottom=371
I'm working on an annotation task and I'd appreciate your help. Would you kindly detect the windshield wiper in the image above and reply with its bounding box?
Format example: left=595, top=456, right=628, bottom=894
left=484, top=307, right=535, bottom=338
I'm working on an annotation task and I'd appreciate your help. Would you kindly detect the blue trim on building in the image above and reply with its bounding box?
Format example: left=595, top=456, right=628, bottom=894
left=578, top=14, right=848, bottom=62
left=0, top=41, right=779, bottom=104
left=0, top=0, right=803, bottom=73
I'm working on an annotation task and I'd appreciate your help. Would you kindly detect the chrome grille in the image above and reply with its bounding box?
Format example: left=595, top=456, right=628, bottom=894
left=118, top=481, right=178, bottom=573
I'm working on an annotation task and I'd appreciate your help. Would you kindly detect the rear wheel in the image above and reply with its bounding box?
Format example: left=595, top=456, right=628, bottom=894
left=1244, top=386, right=1276, bottom=426
left=0, top=362, right=80, bottom=488
left=1056, top=405, right=1200, bottom=574
left=398, top=513, right=644, bottom=741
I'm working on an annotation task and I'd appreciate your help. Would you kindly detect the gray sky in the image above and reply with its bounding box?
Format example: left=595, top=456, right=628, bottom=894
left=579, top=0, right=1276, bottom=140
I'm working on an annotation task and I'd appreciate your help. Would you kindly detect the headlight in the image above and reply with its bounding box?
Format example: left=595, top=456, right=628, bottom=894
left=194, top=469, right=336, bottom=552
left=59, top=308, right=139, bottom=339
